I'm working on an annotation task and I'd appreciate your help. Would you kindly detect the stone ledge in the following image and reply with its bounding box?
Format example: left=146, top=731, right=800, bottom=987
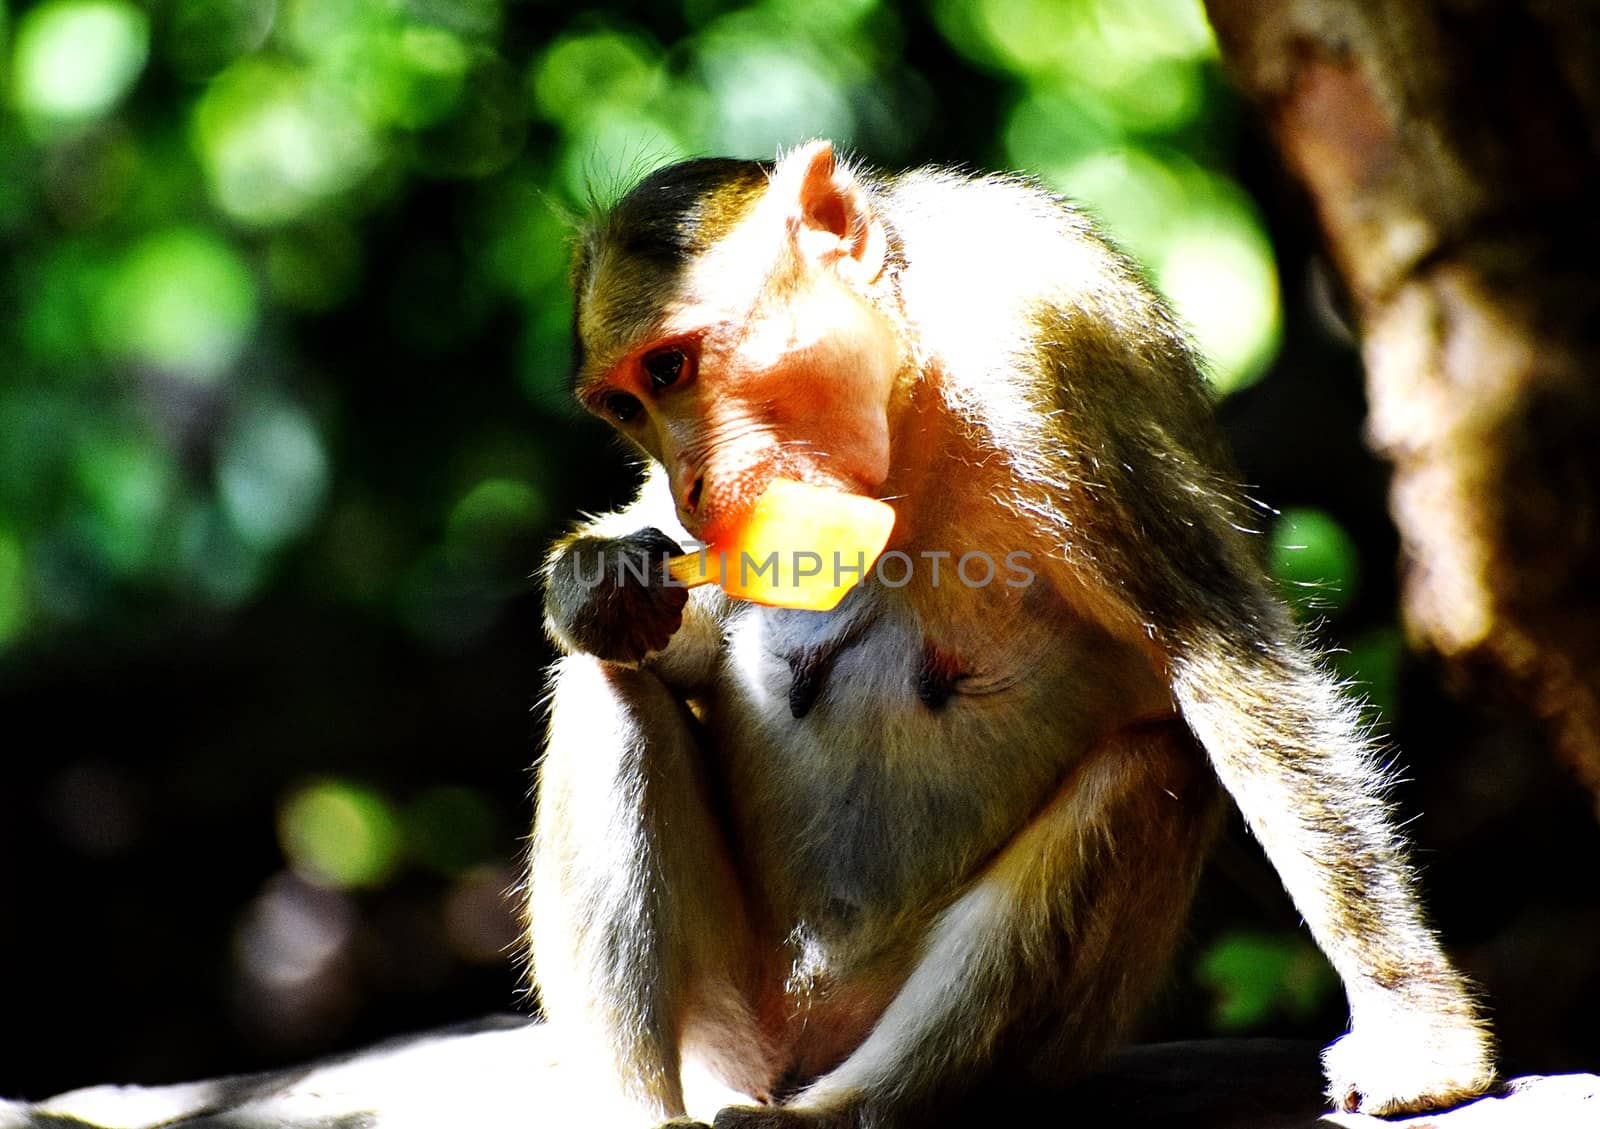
left=3, top=1019, right=1593, bottom=1129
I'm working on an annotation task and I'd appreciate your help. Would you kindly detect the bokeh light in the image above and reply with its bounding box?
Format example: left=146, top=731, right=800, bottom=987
left=192, top=57, right=378, bottom=226
left=1336, top=626, right=1404, bottom=728
left=94, top=226, right=259, bottom=381
left=278, top=780, right=404, bottom=889
left=71, top=428, right=177, bottom=575
left=0, top=0, right=1290, bottom=657
left=1198, top=932, right=1336, bottom=1031
left=215, top=397, right=329, bottom=552
left=0, top=531, right=29, bottom=645
left=165, top=0, right=278, bottom=80
left=447, top=478, right=546, bottom=552
left=1270, top=507, right=1361, bottom=618
left=10, top=0, right=150, bottom=134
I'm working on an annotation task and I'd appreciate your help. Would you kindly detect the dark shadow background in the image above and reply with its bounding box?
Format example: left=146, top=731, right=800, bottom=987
left=2, top=0, right=1595, bottom=1100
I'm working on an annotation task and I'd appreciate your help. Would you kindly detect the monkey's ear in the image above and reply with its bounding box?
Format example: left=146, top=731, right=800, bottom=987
left=771, top=140, right=887, bottom=285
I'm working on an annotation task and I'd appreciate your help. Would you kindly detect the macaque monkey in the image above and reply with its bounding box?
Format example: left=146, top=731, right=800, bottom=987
left=529, top=141, right=1495, bottom=1128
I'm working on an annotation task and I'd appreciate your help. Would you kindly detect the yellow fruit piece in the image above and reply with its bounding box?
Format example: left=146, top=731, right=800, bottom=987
left=668, top=479, right=895, bottom=611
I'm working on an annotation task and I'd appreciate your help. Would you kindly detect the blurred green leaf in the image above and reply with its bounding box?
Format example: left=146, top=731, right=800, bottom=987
left=0, top=125, right=38, bottom=235
left=1198, top=931, right=1337, bottom=1031
left=175, top=500, right=266, bottom=606
left=383, top=25, right=471, bottom=128
left=192, top=57, right=378, bottom=226
left=695, top=16, right=859, bottom=153
left=447, top=477, right=546, bottom=547
left=72, top=430, right=177, bottom=575
left=266, top=221, right=362, bottom=311
left=94, top=226, right=259, bottom=381
left=279, top=779, right=403, bottom=889
left=1336, top=626, right=1404, bottom=728
left=215, top=397, right=330, bottom=552
left=0, top=391, right=75, bottom=515
left=0, top=529, right=30, bottom=648
left=10, top=0, right=149, bottom=134
left=517, top=294, right=576, bottom=411
left=1270, top=507, right=1361, bottom=618
left=478, top=173, right=569, bottom=300
left=166, top=0, right=275, bottom=79
left=406, top=786, right=498, bottom=875
left=1036, top=148, right=1281, bottom=394
left=21, top=240, right=109, bottom=367
left=1156, top=213, right=1280, bottom=394
left=938, top=0, right=1212, bottom=80
left=766, top=0, right=880, bottom=35
left=531, top=29, right=663, bottom=127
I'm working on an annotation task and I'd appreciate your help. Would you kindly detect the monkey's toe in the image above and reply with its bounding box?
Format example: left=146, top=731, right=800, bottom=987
left=712, top=1104, right=855, bottom=1129
left=712, top=1107, right=786, bottom=1129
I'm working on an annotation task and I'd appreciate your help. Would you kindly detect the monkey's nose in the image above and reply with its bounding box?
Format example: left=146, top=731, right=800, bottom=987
left=683, top=475, right=704, bottom=515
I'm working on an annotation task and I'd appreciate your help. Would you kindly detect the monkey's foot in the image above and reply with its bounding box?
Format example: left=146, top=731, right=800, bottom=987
left=1322, top=1018, right=1497, bottom=1116
left=711, top=1103, right=859, bottom=1129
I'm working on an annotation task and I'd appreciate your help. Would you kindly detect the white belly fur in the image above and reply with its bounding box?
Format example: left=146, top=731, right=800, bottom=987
left=708, top=575, right=1170, bottom=956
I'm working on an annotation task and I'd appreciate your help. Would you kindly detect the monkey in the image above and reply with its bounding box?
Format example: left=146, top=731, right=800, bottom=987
left=527, top=140, right=1496, bottom=1128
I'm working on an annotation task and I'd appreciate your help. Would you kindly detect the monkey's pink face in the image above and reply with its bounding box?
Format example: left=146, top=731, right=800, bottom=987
left=582, top=274, right=904, bottom=544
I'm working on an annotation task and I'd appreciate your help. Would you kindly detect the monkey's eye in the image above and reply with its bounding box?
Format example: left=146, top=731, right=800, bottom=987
left=602, top=392, right=644, bottom=423
left=642, top=348, right=687, bottom=390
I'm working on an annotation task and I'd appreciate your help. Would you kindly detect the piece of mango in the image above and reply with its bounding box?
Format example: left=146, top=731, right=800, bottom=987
left=667, top=479, right=895, bottom=611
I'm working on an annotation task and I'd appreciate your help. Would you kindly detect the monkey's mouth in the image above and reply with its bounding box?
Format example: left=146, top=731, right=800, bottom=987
left=687, top=446, right=877, bottom=547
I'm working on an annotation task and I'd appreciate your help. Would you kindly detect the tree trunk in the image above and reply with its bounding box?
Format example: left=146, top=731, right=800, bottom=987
left=1204, top=0, right=1600, bottom=799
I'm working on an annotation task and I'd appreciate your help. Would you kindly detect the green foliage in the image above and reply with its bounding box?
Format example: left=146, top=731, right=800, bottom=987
left=278, top=778, right=502, bottom=887
left=1336, top=625, right=1404, bottom=730
left=279, top=778, right=404, bottom=889
left=0, top=530, right=26, bottom=644
left=11, top=0, right=150, bottom=135
left=95, top=225, right=258, bottom=379
left=1270, top=506, right=1361, bottom=618
left=406, top=786, right=501, bottom=875
left=1198, top=930, right=1338, bottom=1031
left=0, top=0, right=1279, bottom=660
left=1, top=11, right=1316, bottom=1033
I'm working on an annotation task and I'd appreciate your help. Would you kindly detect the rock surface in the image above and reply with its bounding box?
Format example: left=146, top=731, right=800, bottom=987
left=2, top=1019, right=1594, bottom=1128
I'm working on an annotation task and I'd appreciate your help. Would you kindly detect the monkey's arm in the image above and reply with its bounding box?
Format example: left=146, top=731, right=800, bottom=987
left=1173, top=627, right=1493, bottom=1115
left=532, top=654, right=764, bottom=1123
left=535, top=473, right=757, bottom=1122
left=542, top=464, right=730, bottom=690
left=1023, top=334, right=1495, bottom=1115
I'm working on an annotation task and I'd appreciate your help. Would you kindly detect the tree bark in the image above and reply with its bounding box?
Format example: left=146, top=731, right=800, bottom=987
left=1204, top=0, right=1600, bottom=800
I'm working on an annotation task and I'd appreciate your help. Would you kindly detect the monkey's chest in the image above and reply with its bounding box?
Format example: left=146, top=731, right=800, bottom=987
left=711, top=583, right=1157, bottom=941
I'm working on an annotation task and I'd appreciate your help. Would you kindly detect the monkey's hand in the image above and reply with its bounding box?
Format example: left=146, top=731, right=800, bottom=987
left=1322, top=1008, right=1497, bottom=1116
left=544, top=528, right=689, bottom=664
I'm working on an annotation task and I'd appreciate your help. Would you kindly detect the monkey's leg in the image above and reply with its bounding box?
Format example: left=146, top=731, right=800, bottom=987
left=1174, top=643, right=1494, bottom=1115
left=713, top=720, right=1218, bottom=1129
left=530, top=654, right=763, bottom=1121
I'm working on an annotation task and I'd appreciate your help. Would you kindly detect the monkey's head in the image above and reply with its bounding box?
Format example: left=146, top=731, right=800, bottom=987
left=570, top=141, right=907, bottom=543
